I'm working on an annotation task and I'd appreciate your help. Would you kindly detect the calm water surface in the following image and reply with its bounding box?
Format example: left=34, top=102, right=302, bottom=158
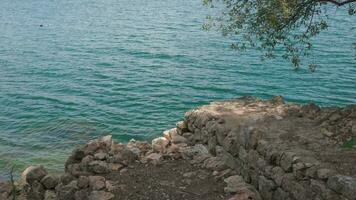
left=0, top=0, right=355, bottom=178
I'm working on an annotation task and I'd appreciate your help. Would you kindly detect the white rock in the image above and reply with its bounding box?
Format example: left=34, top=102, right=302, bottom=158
left=152, top=137, right=169, bottom=153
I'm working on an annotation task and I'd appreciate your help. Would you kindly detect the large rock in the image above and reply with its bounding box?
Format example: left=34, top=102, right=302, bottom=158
left=41, top=174, right=59, bottom=189
left=258, top=176, right=276, bottom=200
left=127, top=139, right=152, bottom=156
left=88, top=161, right=110, bottom=174
left=22, top=166, right=48, bottom=185
left=145, top=153, right=163, bottom=165
left=83, top=140, right=101, bottom=155
left=60, top=173, right=75, bottom=185
left=224, top=175, right=247, bottom=193
left=110, top=144, right=137, bottom=165
left=327, top=175, right=356, bottom=200
left=75, top=189, right=89, bottom=200
left=77, top=176, right=89, bottom=189
left=89, top=176, right=106, bottom=191
left=23, top=180, right=45, bottom=200
left=56, top=180, right=78, bottom=200
left=88, top=191, right=114, bottom=200
left=152, top=137, right=170, bottom=153
left=179, top=144, right=210, bottom=161
left=176, top=121, right=189, bottom=135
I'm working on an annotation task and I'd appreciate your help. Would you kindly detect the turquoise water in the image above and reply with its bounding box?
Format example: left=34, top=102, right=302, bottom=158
left=0, top=0, right=355, bottom=178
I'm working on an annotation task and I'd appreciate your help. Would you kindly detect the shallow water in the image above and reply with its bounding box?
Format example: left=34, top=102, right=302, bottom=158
left=0, top=0, right=355, bottom=178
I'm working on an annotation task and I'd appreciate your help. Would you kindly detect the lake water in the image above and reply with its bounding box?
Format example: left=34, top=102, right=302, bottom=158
left=0, top=0, right=355, bottom=178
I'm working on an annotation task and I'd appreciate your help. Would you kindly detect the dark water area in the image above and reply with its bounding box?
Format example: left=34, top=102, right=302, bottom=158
left=0, top=0, right=355, bottom=178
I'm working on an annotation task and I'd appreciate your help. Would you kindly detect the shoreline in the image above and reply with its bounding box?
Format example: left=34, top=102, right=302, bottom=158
left=1, top=96, right=356, bottom=200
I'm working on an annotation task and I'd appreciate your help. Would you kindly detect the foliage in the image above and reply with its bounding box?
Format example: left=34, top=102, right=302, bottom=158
left=341, top=137, right=356, bottom=149
left=203, top=0, right=356, bottom=69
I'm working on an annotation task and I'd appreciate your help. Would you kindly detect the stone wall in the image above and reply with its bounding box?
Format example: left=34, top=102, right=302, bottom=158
left=180, top=96, right=356, bottom=200
left=1, top=96, right=355, bottom=200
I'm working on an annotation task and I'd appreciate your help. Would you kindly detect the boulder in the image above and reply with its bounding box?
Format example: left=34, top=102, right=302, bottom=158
left=110, top=144, right=137, bottom=165
left=224, top=175, right=247, bottom=193
left=60, top=173, right=75, bottom=185
left=152, top=137, right=170, bottom=153
left=22, top=166, right=48, bottom=185
left=176, top=121, right=188, bottom=135
left=94, top=152, right=107, bottom=160
left=327, top=175, right=356, bottom=200
left=23, top=180, right=45, bottom=200
left=145, top=153, right=163, bottom=165
left=100, top=135, right=113, bottom=148
left=179, top=144, right=210, bottom=161
left=41, top=175, right=59, bottom=189
left=56, top=181, right=78, bottom=200
left=88, top=161, right=110, bottom=174
left=171, top=133, right=188, bottom=144
left=83, top=140, right=101, bottom=155
left=258, top=176, right=276, bottom=200
left=74, top=189, right=89, bottom=200
left=89, top=176, right=106, bottom=191
left=77, top=176, right=89, bottom=189
left=127, top=140, right=151, bottom=156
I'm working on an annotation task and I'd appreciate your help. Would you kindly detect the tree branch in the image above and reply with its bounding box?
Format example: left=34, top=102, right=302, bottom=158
left=315, top=0, right=356, bottom=6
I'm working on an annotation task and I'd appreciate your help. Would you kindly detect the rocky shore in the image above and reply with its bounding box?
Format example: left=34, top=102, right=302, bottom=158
left=1, top=96, right=356, bottom=200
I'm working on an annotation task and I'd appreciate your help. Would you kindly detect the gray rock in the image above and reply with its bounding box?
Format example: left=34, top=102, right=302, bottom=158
left=171, top=134, right=188, bottom=144
left=88, top=161, right=110, bottom=174
left=80, top=155, right=94, bottom=171
left=127, top=139, right=152, bottom=156
left=224, top=175, right=247, bottom=193
left=258, top=176, right=276, bottom=200
left=74, top=189, right=89, bottom=200
left=94, top=152, right=107, bottom=160
left=77, top=176, right=89, bottom=189
left=145, top=153, right=163, bottom=165
left=56, top=181, right=78, bottom=200
left=23, top=180, right=45, bottom=200
left=179, top=144, right=210, bottom=161
left=22, top=166, right=48, bottom=185
left=203, top=156, right=229, bottom=171
left=44, top=190, right=56, bottom=200
left=223, top=131, right=239, bottom=156
left=41, top=175, right=59, bottom=189
left=271, top=167, right=285, bottom=186
left=112, top=147, right=137, bottom=165
left=88, top=191, right=114, bottom=200
left=327, top=175, right=356, bottom=200
left=89, top=176, right=106, bottom=190
left=71, top=149, right=86, bottom=161
left=60, top=173, right=75, bottom=185
left=208, top=136, right=218, bottom=155
left=280, top=152, right=296, bottom=172
left=281, top=174, right=312, bottom=200
left=83, top=140, right=101, bottom=155
left=310, top=179, right=341, bottom=200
